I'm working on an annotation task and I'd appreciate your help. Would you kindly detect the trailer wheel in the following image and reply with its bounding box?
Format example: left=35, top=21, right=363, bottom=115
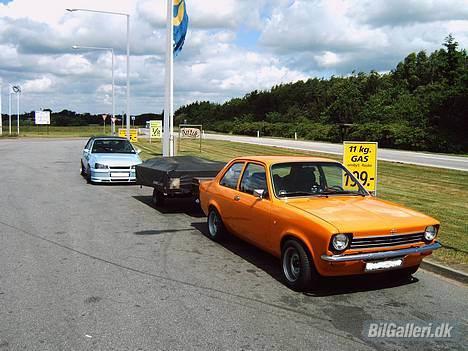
left=152, top=189, right=165, bottom=207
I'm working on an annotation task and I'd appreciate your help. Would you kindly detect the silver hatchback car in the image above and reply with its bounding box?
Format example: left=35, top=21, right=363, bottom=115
left=80, top=136, right=142, bottom=183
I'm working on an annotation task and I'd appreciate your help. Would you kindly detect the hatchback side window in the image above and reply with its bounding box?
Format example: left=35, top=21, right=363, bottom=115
left=84, top=139, right=92, bottom=150
left=240, top=163, right=268, bottom=196
left=219, top=162, right=244, bottom=189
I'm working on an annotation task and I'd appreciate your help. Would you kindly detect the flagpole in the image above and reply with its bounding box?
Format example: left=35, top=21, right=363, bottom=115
left=163, top=0, right=174, bottom=157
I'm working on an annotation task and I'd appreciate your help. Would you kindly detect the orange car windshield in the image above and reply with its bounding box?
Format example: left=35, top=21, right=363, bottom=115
left=271, top=162, right=367, bottom=198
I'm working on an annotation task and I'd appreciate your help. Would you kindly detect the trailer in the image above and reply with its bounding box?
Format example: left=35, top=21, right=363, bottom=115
left=136, top=156, right=225, bottom=206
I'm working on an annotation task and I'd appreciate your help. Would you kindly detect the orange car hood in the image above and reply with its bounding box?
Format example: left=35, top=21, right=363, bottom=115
left=286, top=196, right=434, bottom=233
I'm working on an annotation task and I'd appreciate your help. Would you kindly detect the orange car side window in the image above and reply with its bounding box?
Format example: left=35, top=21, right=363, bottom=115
left=239, top=163, right=268, bottom=196
left=219, top=162, right=244, bottom=189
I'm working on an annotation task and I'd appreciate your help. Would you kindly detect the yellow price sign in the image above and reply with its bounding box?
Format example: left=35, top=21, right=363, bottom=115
left=343, top=141, right=378, bottom=194
left=118, top=128, right=138, bottom=142
left=150, top=120, right=162, bottom=139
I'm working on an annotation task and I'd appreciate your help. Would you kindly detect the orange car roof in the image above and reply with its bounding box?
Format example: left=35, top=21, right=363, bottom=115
left=232, top=155, right=339, bottom=165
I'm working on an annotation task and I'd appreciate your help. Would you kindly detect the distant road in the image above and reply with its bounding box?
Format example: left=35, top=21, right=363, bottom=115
left=205, top=133, right=468, bottom=171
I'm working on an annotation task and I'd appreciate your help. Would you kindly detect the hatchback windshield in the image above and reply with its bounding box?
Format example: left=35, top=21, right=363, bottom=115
left=92, top=139, right=136, bottom=154
left=271, top=162, right=367, bottom=197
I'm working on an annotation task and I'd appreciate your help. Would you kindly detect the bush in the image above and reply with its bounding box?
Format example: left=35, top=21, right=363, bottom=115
left=348, top=123, right=429, bottom=150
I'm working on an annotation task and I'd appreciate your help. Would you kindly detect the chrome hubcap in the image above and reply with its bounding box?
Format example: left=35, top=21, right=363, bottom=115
left=283, top=247, right=301, bottom=282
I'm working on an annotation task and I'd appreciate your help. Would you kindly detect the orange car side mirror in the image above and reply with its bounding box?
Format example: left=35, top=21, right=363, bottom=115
left=253, top=189, right=265, bottom=200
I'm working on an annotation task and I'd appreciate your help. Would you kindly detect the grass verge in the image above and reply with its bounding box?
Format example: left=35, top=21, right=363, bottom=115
left=0, top=125, right=115, bottom=138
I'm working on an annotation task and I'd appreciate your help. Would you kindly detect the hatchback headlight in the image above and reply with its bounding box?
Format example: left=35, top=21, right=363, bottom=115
left=94, top=163, right=108, bottom=169
left=424, top=225, right=438, bottom=241
left=331, top=234, right=351, bottom=252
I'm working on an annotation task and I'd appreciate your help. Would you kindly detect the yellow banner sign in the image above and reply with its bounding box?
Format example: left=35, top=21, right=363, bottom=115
left=118, top=128, right=138, bottom=142
left=150, top=120, right=162, bottom=139
left=343, top=141, right=378, bottom=193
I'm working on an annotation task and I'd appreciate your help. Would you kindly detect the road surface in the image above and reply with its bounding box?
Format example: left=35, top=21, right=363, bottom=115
left=205, top=133, right=468, bottom=171
left=0, top=138, right=466, bottom=350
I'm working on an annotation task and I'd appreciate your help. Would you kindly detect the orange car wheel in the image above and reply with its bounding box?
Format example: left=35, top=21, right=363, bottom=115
left=207, top=208, right=226, bottom=241
left=281, top=239, right=319, bottom=291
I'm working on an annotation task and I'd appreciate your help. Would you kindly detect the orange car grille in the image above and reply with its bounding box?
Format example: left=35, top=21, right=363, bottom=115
left=350, top=232, right=425, bottom=249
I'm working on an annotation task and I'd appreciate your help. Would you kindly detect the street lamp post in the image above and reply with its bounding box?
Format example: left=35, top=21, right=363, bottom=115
left=72, top=45, right=115, bottom=131
left=16, top=88, right=20, bottom=135
left=67, top=8, right=130, bottom=140
left=8, top=84, right=12, bottom=135
left=8, top=85, right=22, bottom=136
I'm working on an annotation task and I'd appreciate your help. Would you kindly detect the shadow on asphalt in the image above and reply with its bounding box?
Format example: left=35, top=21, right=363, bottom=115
left=191, top=222, right=418, bottom=296
left=132, top=195, right=205, bottom=218
left=134, top=228, right=195, bottom=235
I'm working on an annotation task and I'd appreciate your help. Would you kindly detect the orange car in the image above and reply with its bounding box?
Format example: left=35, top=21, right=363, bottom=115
left=199, top=156, right=441, bottom=290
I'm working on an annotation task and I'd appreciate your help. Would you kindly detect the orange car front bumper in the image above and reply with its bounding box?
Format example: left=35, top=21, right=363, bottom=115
left=317, top=241, right=441, bottom=276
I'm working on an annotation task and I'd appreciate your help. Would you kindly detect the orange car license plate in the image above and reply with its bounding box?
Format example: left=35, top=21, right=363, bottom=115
left=365, top=259, right=403, bottom=272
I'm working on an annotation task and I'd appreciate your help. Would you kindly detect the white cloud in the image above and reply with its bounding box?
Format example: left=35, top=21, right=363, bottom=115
left=22, top=76, right=54, bottom=93
left=355, top=0, right=468, bottom=27
left=0, top=0, right=466, bottom=115
left=258, top=0, right=467, bottom=74
left=260, top=0, right=388, bottom=54
left=315, top=52, right=342, bottom=68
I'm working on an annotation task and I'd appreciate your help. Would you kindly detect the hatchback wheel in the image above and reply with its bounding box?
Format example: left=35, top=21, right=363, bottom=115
left=207, top=208, right=226, bottom=241
left=86, top=166, right=92, bottom=184
left=281, top=239, right=319, bottom=291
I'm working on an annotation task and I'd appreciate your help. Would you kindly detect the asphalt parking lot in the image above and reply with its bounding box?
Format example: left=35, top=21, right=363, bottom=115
left=0, top=139, right=466, bottom=351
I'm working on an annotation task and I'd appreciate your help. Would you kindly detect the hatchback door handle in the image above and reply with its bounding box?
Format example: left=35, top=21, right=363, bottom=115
left=234, top=195, right=240, bottom=201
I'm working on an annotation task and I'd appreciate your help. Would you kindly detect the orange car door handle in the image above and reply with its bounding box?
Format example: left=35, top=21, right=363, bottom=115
left=234, top=195, right=241, bottom=201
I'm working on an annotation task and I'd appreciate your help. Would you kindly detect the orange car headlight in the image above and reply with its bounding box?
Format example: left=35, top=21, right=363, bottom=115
left=330, top=233, right=352, bottom=252
left=424, top=225, right=438, bottom=242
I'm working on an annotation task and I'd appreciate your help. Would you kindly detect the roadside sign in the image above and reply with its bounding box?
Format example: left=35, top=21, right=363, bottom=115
left=343, top=141, right=378, bottom=194
left=180, top=127, right=201, bottom=139
left=149, top=120, right=162, bottom=140
left=111, top=117, right=116, bottom=123
left=35, top=111, right=50, bottom=125
left=102, top=114, right=108, bottom=121
left=178, top=124, right=203, bottom=152
left=118, top=128, right=138, bottom=142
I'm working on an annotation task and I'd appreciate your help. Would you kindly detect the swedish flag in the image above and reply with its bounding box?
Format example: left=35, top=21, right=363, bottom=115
left=173, top=0, right=189, bottom=55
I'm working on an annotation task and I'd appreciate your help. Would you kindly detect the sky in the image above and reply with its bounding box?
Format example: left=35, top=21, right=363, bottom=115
left=0, top=0, right=467, bottom=115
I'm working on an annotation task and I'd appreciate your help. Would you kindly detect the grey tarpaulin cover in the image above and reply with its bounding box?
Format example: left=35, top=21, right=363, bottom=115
left=136, top=156, right=225, bottom=192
